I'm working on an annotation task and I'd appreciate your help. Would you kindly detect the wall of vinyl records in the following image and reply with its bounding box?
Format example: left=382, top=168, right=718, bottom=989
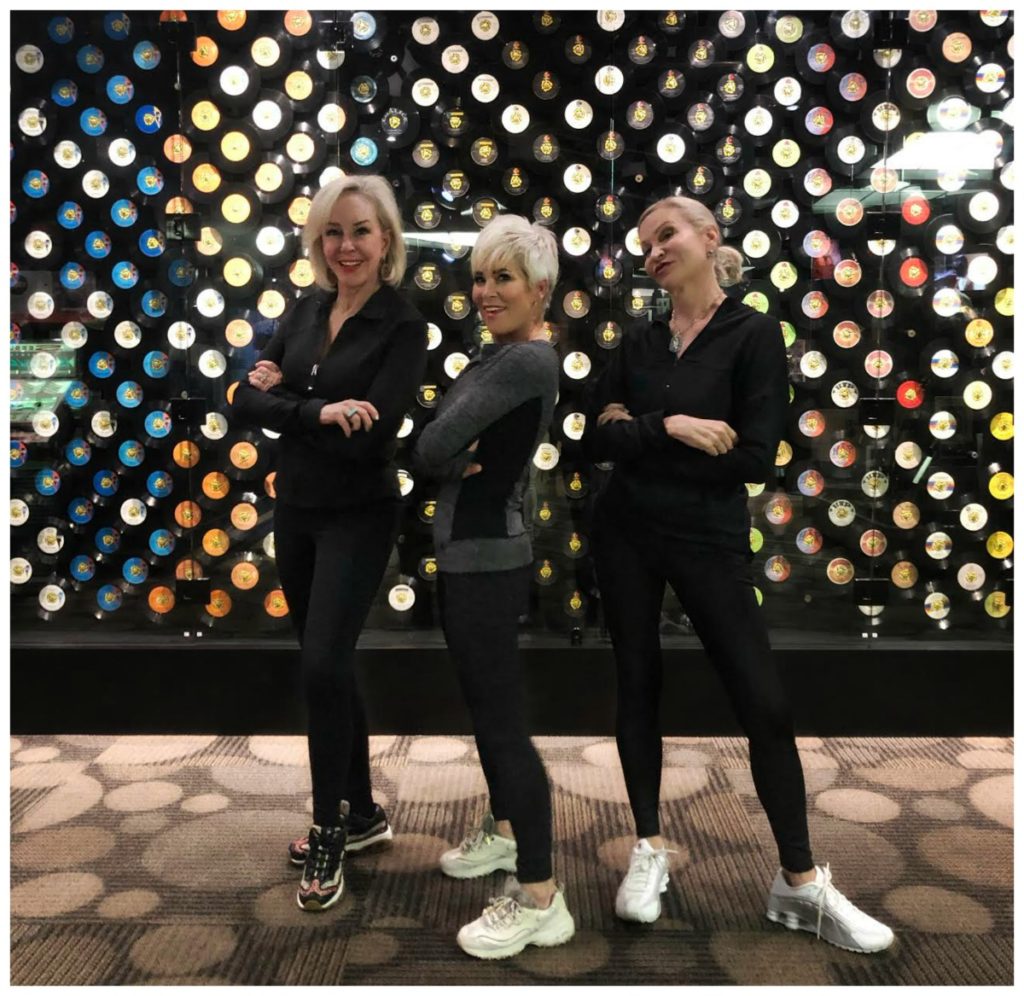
left=10, top=9, right=1014, bottom=640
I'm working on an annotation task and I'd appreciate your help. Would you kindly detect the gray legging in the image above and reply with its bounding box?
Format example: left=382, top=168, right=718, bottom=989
left=438, top=566, right=553, bottom=883
left=593, top=503, right=814, bottom=873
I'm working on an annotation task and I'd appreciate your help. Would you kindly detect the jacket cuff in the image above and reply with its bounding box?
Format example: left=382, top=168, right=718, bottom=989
left=299, top=399, right=327, bottom=429
left=639, top=410, right=670, bottom=449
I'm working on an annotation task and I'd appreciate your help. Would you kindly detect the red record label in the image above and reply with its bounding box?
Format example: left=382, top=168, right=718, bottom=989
left=896, top=380, right=925, bottom=409
left=901, top=195, right=931, bottom=225
left=899, top=256, right=929, bottom=288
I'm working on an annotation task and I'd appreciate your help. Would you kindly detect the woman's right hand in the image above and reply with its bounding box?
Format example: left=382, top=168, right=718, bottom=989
left=319, top=399, right=380, bottom=437
left=663, top=414, right=738, bottom=456
left=248, top=360, right=282, bottom=392
left=597, top=402, right=633, bottom=426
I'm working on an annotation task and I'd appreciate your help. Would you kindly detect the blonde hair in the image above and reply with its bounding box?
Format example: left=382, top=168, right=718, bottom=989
left=471, top=214, right=560, bottom=308
left=303, top=174, right=407, bottom=290
left=638, top=196, right=745, bottom=287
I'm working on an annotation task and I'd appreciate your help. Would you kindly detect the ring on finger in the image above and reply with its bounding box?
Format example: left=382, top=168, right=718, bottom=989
left=344, top=406, right=359, bottom=418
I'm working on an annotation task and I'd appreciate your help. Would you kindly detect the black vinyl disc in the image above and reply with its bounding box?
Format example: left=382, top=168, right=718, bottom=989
left=283, top=121, right=327, bottom=177
left=828, top=10, right=875, bottom=51
left=214, top=182, right=262, bottom=230
left=205, top=9, right=260, bottom=47
left=348, top=70, right=391, bottom=118
left=409, top=136, right=450, bottom=181
left=220, top=252, right=264, bottom=300
left=895, top=60, right=940, bottom=111
left=248, top=26, right=294, bottom=79
left=430, top=98, right=475, bottom=149
left=927, top=21, right=977, bottom=77
left=794, top=32, right=848, bottom=86
left=887, top=246, right=932, bottom=300
left=683, top=92, right=726, bottom=145
left=955, top=185, right=1010, bottom=235
left=860, top=91, right=906, bottom=145
left=252, top=153, right=296, bottom=206
left=824, top=126, right=877, bottom=176
left=209, top=62, right=263, bottom=115
left=644, top=120, right=693, bottom=177
left=344, top=126, right=389, bottom=176
left=211, top=119, right=263, bottom=174
left=281, top=59, right=326, bottom=115
left=248, top=89, right=294, bottom=145
left=378, top=97, right=421, bottom=150
left=712, top=126, right=754, bottom=174
left=714, top=10, right=758, bottom=51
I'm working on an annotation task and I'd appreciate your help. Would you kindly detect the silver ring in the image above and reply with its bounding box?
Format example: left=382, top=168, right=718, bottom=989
left=344, top=406, right=359, bottom=418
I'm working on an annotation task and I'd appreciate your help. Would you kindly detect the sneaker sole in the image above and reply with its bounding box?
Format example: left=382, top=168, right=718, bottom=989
left=440, top=854, right=518, bottom=880
left=457, top=919, right=576, bottom=959
left=765, top=909, right=894, bottom=954
left=289, top=827, right=394, bottom=866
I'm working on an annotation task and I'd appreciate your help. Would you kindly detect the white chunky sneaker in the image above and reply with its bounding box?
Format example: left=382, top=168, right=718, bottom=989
left=457, top=876, right=575, bottom=960
left=766, top=863, right=895, bottom=953
left=440, top=813, right=518, bottom=879
left=615, top=839, right=675, bottom=923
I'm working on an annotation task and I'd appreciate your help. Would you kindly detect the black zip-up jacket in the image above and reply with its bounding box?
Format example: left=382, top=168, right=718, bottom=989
left=230, top=285, right=428, bottom=508
left=583, top=298, right=789, bottom=553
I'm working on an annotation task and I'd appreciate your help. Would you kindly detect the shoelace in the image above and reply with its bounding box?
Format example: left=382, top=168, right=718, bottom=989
left=306, top=830, right=342, bottom=883
left=624, top=846, right=677, bottom=892
left=813, top=862, right=859, bottom=939
left=481, top=895, right=522, bottom=929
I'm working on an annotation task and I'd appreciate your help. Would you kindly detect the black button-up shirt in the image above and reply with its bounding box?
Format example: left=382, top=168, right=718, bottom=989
left=231, top=285, right=428, bottom=508
left=584, top=297, right=789, bottom=552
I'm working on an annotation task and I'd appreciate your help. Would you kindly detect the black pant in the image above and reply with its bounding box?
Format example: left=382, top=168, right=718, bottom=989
left=274, top=501, right=398, bottom=828
left=593, top=507, right=814, bottom=873
left=438, top=567, right=553, bottom=883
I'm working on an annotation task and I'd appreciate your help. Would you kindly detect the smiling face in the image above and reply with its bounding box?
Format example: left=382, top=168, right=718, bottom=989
left=638, top=204, right=717, bottom=292
left=321, top=193, right=390, bottom=294
left=472, top=260, right=548, bottom=342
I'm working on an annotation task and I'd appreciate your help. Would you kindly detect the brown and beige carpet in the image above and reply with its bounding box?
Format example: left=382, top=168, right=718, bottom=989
left=10, top=734, right=1013, bottom=985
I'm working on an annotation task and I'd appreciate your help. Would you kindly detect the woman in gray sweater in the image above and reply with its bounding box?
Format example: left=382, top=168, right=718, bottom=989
left=413, top=215, right=574, bottom=960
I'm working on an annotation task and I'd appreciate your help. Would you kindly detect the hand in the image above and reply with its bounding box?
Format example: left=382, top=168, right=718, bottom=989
left=319, top=399, right=380, bottom=437
left=597, top=402, right=633, bottom=426
left=663, top=414, right=738, bottom=456
left=248, top=360, right=282, bottom=392
left=462, top=439, right=482, bottom=478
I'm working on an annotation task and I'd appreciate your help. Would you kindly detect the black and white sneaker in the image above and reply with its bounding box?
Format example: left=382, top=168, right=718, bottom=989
left=289, top=804, right=393, bottom=866
left=296, top=824, right=346, bottom=912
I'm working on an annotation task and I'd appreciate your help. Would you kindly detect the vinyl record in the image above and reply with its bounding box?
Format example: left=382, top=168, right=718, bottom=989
left=409, top=136, right=449, bottom=180
left=711, top=186, right=751, bottom=240
left=207, top=9, right=260, bottom=47
left=887, top=247, right=931, bottom=299
left=215, top=182, right=262, bottom=229
left=348, top=69, right=391, bottom=117
left=280, top=9, right=320, bottom=49
left=282, top=60, right=326, bottom=114
left=252, top=152, right=296, bottom=205
left=927, top=21, right=975, bottom=75
left=284, top=120, right=327, bottom=176
left=378, top=97, right=421, bottom=150
left=210, top=119, right=262, bottom=174
left=824, top=126, right=876, bottom=174
left=430, top=97, right=475, bottom=149
left=794, top=32, right=847, bottom=85
left=715, top=10, right=757, bottom=50
left=248, top=27, right=293, bottom=78
left=209, top=62, right=262, bottom=115
left=955, top=186, right=1009, bottom=235
left=828, top=10, right=874, bottom=51
left=345, top=127, right=389, bottom=174
left=249, top=89, right=295, bottom=144
left=895, top=61, right=939, bottom=110
left=712, top=127, right=754, bottom=174
left=860, top=91, right=905, bottom=145
left=182, top=91, right=224, bottom=143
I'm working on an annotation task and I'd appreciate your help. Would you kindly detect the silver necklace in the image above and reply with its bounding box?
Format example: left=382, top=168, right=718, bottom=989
left=668, top=294, right=725, bottom=353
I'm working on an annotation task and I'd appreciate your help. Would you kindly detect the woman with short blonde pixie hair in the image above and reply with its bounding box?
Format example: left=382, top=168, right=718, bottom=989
left=304, top=174, right=407, bottom=289
left=471, top=214, right=559, bottom=309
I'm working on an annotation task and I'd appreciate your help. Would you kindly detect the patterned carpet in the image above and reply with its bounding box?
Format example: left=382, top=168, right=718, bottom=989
left=10, top=734, right=1013, bottom=985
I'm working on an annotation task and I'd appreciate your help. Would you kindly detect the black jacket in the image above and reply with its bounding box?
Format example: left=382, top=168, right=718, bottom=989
left=584, top=297, right=789, bottom=552
left=231, top=285, right=428, bottom=508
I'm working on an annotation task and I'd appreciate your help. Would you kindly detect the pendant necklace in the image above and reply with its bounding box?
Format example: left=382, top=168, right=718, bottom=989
left=668, top=293, right=725, bottom=354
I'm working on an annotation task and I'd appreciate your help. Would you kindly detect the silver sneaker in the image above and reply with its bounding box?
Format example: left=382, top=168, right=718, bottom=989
left=440, top=813, right=518, bottom=879
left=615, top=838, right=676, bottom=923
left=457, top=875, right=575, bottom=959
left=766, top=863, right=895, bottom=953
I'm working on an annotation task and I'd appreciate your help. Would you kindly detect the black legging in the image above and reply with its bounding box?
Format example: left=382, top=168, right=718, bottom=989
left=438, top=566, right=553, bottom=883
left=274, top=500, right=398, bottom=828
left=592, top=504, right=814, bottom=873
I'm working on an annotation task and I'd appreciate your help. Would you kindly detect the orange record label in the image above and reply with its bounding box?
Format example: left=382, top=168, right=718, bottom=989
left=202, top=471, right=230, bottom=499
left=174, top=501, right=202, bottom=529
left=230, top=442, right=258, bottom=469
left=175, top=558, right=204, bottom=580
left=203, top=529, right=230, bottom=556
left=206, top=589, right=232, bottom=617
left=173, top=440, right=201, bottom=468
left=264, top=472, right=277, bottom=499
left=265, top=589, right=289, bottom=617
left=231, top=502, right=258, bottom=530
left=148, top=586, right=175, bottom=613
left=231, top=562, right=259, bottom=589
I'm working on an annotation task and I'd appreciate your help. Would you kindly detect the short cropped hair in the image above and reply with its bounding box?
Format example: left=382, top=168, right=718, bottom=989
left=638, top=196, right=745, bottom=287
left=303, top=174, right=407, bottom=290
left=471, top=215, right=559, bottom=308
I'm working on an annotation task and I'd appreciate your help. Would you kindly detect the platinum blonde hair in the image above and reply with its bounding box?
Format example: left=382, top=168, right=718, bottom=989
left=471, top=214, right=560, bottom=308
left=638, top=196, right=745, bottom=287
left=303, top=174, right=407, bottom=290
